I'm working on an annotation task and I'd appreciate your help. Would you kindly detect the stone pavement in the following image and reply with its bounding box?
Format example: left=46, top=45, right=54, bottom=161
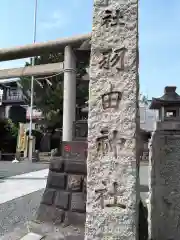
left=0, top=161, right=48, bottom=179
left=0, top=220, right=84, bottom=240
left=0, top=163, right=49, bottom=236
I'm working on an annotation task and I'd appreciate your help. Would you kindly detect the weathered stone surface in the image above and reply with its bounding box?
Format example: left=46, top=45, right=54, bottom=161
left=55, top=191, right=70, bottom=210
left=47, top=171, right=66, bottom=189
left=49, top=158, right=64, bottom=172
left=149, top=129, right=180, bottom=240
left=65, top=161, right=86, bottom=174
left=65, top=235, right=84, bottom=240
left=71, top=193, right=86, bottom=213
left=36, top=204, right=64, bottom=224
left=85, top=0, right=139, bottom=239
left=83, top=177, right=86, bottom=194
left=44, top=234, right=64, bottom=240
left=64, top=212, right=86, bottom=226
left=41, top=189, right=56, bottom=205
left=67, top=175, right=83, bottom=191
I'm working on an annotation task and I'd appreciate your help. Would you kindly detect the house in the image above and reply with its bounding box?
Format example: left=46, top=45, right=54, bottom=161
left=0, top=79, right=43, bottom=130
left=0, top=79, right=27, bottom=122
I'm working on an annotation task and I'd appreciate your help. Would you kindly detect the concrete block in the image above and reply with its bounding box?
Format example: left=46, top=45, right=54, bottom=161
left=71, top=193, right=86, bottom=213
left=47, top=171, right=66, bottom=189
left=49, top=158, right=64, bottom=172
left=54, top=191, right=70, bottom=210
left=67, top=175, right=83, bottom=191
left=41, top=188, right=56, bottom=205
left=65, top=161, right=86, bottom=174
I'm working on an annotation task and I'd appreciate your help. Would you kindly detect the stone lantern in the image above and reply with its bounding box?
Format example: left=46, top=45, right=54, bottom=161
left=148, top=86, right=180, bottom=239
left=149, top=86, right=180, bottom=129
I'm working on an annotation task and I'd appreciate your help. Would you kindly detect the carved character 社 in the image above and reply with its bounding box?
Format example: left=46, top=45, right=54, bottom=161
left=95, top=181, right=126, bottom=209
left=101, top=9, right=125, bottom=27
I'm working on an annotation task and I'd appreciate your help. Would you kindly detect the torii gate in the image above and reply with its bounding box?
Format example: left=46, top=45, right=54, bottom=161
left=0, top=33, right=91, bottom=142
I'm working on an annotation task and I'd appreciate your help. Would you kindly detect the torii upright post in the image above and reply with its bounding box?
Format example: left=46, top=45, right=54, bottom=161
left=62, top=46, right=76, bottom=141
left=85, top=0, right=140, bottom=239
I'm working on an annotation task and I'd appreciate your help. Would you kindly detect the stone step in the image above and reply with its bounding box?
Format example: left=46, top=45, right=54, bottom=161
left=39, top=152, right=51, bottom=157
left=39, top=152, right=51, bottom=162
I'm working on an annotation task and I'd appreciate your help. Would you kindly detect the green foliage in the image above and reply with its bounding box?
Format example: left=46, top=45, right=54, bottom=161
left=5, top=119, right=19, bottom=137
left=140, top=93, right=149, bottom=105
left=0, top=119, right=17, bottom=142
left=0, top=119, right=18, bottom=152
left=142, top=96, right=148, bottom=105
left=20, top=53, right=89, bottom=128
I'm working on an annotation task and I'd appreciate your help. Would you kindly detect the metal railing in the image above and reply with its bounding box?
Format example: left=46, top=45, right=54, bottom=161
left=4, top=89, right=24, bottom=101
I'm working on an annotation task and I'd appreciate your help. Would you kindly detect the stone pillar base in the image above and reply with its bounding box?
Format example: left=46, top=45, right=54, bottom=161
left=36, top=156, right=86, bottom=228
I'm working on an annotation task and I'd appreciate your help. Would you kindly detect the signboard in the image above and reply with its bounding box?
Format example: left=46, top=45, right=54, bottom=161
left=62, top=141, right=87, bottom=160
left=17, top=123, right=27, bottom=152
left=0, top=89, right=3, bottom=106
left=26, top=107, right=43, bottom=120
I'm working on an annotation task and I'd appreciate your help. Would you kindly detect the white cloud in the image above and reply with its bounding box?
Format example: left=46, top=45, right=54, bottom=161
left=40, top=10, right=70, bottom=30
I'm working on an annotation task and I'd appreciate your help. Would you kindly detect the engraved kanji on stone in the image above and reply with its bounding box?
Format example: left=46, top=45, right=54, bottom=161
left=96, top=0, right=109, bottom=6
left=99, top=47, right=127, bottom=71
left=95, top=182, right=126, bottom=209
left=95, top=181, right=107, bottom=209
left=96, top=128, right=126, bottom=159
left=102, top=83, right=122, bottom=110
left=96, top=128, right=113, bottom=157
left=99, top=49, right=112, bottom=69
left=101, top=9, right=125, bottom=27
left=110, top=47, right=127, bottom=70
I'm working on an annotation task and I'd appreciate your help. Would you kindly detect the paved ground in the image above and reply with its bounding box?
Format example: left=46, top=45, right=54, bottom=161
left=139, top=164, right=149, bottom=202
left=0, top=161, right=149, bottom=237
left=0, top=162, right=49, bottom=236
left=0, top=161, right=48, bottom=179
left=0, top=189, right=44, bottom=236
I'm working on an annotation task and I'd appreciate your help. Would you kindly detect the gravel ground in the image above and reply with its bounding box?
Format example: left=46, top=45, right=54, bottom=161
left=0, top=162, right=48, bottom=236
left=0, top=189, right=44, bottom=236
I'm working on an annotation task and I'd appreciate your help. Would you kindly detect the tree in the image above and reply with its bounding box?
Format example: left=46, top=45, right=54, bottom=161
left=20, top=53, right=89, bottom=128
left=139, top=93, right=148, bottom=105
left=0, top=119, right=18, bottom=152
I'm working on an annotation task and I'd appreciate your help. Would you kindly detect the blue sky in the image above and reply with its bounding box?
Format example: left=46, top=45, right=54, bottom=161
left=0, top=0, right=180, bottom=99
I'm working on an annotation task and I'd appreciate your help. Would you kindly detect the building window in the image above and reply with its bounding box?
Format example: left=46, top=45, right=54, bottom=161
left=166, top=110, right=177, bottom=117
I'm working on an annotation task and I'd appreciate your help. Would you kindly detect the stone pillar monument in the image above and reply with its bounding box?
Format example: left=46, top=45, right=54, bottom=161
left=149, top=86, right=180, bottom=240
left=62, top=46, right=76, bottom=141
left=85, top=0, right=139, bottom=239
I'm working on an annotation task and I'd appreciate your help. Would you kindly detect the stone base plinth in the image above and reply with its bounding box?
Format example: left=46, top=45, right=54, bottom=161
left=36, top=157, right=86, bottom=228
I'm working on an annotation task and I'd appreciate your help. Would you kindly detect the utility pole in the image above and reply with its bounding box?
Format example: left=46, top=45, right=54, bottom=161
left=28, top=0, right=38, bottom=161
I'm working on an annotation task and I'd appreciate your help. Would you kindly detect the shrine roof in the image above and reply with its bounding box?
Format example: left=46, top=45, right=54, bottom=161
left=149, top=86, right=180, bottom=109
